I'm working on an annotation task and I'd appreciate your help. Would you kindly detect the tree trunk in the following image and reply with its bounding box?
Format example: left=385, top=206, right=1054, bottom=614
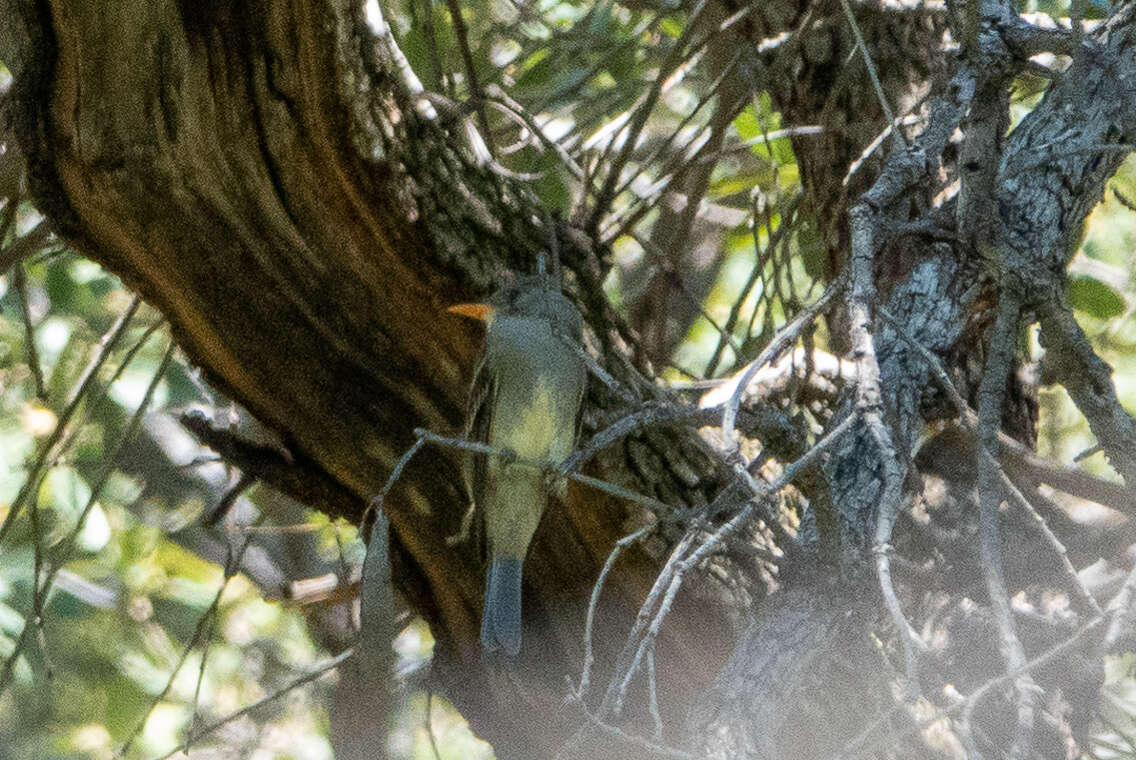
left=1, top=0, right=737, bottom=753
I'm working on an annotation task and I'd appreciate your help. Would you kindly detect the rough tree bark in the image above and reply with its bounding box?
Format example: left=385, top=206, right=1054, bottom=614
left=3, top=0, right=1136, bottom=758
left=0, top=1, right=734, bottom=755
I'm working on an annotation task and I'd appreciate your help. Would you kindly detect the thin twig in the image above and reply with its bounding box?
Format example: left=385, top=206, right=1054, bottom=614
left=559, top=332, right=635, bottom=403
left=46, top=318, right=170, bottom=493
left=610, top=505, right=754, bottom=715
left=838, top=0, right=905, bottom=149
left=416, top=0, right=446, bottom=93
left=1, top=341, right=174, bottom=697
left=119, top=518, right=257, bottom=755
left=835, top=615, right=1107, bottom=760
left=83, top=319, right=168, bottom=412
left=592, top=528, right=696, bottom=720
left=646, top=643, right=663, bottom=739
left=561, top=402, right=703, bottom=475
left=0, top=221, right=52, bottom=278
left=843, top=114, right=923, bottom=186
left=878, top=306, right=1103, bottom=617
left=0, top=295, right=143, bottom=543
left=12, top=263, right=45, bottom=398
left=586, top=0, right=710, bottom=234
left=186, top=541, right=231, bottom=754
left=704, top=196, right=803, bottom=377
left=364, top=0, right=438, bottom=118
left=720, top=274, right=844, bottom=457
left=630, top=232, right=744, bottom=360
left=370, top=437, right=428, bottom=514
left=442, top=0, right=496, bottom=156
left=597, top=81, right=757, bottom=247
left=606, top=49, right=744, bottom=207
left=698, top=125, right=825, bottom=163
left=600, top=412, right=856, bottom=718
left=150, top=649, right=354, bottom=760
left=203, top=471, right=256, bottom=527
left=562, top=702, right=697, bottom=760
left=483, top=84, right=585, bottom=180
left=414, top=428, right=674, bottom=512
left=27, top=450, right=48, bottom=681
left=1102, top=548, right=1136, bottom=655
left=576, top=524, right=654, bottom=702
left=1000, top=470, right=1102, bottom=616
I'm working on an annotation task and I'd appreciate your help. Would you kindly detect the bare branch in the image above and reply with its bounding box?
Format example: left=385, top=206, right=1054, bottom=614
left=720, top=275, right=844, bottom=458
left=972, top=294, right=1035, bottom=760
left=151, top=649, right=355, bottom=760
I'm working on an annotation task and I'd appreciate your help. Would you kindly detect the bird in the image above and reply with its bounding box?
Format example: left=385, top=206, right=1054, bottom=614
left=449, top=274, right=586, bottom=656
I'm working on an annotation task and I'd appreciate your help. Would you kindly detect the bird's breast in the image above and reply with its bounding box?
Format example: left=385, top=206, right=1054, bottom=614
left=486, top=317, right=583, bottom=464
left=505, top=381, right=559, bottom=460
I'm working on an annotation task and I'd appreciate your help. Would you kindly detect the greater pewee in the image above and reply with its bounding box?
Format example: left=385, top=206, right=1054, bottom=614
left=449, top=274, right=586, bottom=656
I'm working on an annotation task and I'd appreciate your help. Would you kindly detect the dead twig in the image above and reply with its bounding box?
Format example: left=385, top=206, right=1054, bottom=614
left=970, top=293, right=1035, bottom=760
left=0, top=295, right=143, bottom=543
left=719, top=274, right=844, bottom=458
left=150, top=648, right=355, bottom=760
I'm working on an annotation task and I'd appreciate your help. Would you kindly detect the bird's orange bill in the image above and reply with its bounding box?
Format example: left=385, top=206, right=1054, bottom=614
left=447, top=302, right=496, bottom=322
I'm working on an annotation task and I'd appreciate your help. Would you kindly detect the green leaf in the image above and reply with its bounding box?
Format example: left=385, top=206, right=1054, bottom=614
left=733, top=107, right=760, bottom=142
left=1068, top=274, right=1127, bottom=319
left=660, top=16, right=683, bottom=38
left=38, top=466, right=93, bottom=541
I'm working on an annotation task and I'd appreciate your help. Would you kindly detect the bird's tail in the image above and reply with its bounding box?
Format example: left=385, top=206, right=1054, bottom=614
left=481, top=556, right=524, bottom=656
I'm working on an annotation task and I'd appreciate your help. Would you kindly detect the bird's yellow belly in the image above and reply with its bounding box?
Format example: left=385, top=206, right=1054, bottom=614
left=496, top=382, right=563, bottom=461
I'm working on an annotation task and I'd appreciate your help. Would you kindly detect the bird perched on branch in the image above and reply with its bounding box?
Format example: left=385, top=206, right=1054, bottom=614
left=449, top=274, right=586, bottom=657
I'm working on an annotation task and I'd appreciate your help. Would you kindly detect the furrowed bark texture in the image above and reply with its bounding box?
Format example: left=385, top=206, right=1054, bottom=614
left=1, top=0, right=731, bottom=753
left=994, top=7, right=1136, bottom=483
left=686, top=5, right=1136, bottom=759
